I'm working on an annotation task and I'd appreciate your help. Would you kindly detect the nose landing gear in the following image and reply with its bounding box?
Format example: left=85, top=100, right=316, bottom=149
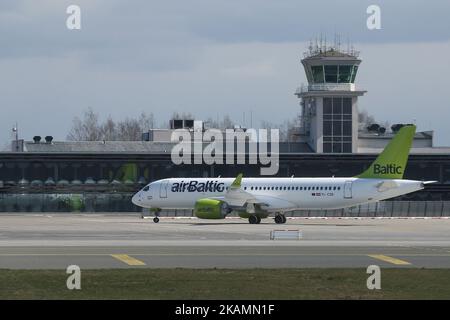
left=152, top=208, right=161, bottom=223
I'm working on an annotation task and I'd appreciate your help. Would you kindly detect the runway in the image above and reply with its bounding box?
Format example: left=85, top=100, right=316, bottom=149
left=0, top=214, right=449, bottom=269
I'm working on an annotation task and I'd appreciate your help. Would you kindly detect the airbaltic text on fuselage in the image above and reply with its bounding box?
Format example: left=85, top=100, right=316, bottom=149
left=171, top=180, right=225, bottom=193
left=373, top=164, right=402, bottom=175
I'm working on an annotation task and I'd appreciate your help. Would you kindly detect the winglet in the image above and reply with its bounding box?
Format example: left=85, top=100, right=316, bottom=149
left=231, top=173, right=243, bottom=189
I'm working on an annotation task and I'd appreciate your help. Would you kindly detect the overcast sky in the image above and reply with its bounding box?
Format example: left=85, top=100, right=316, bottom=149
left=1, top=0, right=450, bottom=147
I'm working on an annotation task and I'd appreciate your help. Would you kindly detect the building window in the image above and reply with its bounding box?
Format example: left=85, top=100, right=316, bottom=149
left=338, top=65, right=352, bottom=83
left=324, top=65, right=338, bottom=83
left=318, top=64, right=359, bottom=84
left=323, top=97, right=352, bottom=153
left=311, top=66, right=325, bottom=83
left=350, top=66, right=358, bottom=83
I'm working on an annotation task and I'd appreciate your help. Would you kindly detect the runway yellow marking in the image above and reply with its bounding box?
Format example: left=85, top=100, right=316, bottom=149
left=111, top=254, right=146, bottom=266
left=368, top=254, right=411, bottom=265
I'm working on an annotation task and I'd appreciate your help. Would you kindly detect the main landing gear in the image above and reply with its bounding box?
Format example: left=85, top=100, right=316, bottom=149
left=248, top=215, right=262, bottom=224
left=274, top=213, right=287, bottom=224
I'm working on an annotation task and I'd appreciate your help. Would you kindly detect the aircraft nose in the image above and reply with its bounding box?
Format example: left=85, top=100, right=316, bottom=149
left=132, top=192, right=141, bottom=206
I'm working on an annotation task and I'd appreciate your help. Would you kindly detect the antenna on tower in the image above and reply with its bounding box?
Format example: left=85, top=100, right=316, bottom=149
left=338, top=34, right=341, bottom=51
left=347, top=37, right=350, bottom=55
left=319, top=33, right=323, bottom=53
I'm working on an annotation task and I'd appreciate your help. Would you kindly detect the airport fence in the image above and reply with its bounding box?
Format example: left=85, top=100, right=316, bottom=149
left=154, top=201, right=450, bottom=218
left=0, top=193, right=139, bottom=213
left=0, top=193, right=449, bottom=217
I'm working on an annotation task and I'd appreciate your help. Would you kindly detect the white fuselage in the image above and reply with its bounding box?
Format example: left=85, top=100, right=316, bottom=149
left=132, top=177, right=424, bottom=212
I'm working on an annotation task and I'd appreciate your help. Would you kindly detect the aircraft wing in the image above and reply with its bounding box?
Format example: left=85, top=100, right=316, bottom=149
left=246, top=194, right=297, bottom=212
left=223, top=173, right=256, bottom=207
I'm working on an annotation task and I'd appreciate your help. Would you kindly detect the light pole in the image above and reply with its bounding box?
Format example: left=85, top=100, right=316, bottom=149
left=12, top=122, right=18, bottom=151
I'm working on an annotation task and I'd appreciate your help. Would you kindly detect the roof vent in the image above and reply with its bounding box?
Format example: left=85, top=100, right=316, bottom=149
left=44, top=136, right=53, bottom=144
left=33, top=136, right=41, bottom=143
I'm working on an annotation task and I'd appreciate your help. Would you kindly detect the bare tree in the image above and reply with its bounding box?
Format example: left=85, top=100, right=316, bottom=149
left=116, top=118, right=142, bottom=141
left=100, top=116, right=117, bottom=141
left=358, top=109, right=375, bottom=131
left=67, top=108, right=156, bottom=141
left=138, top=112, right=155, bottom=131
left=67, top=107, right=102, bottom=141
left=220, top=115, right=234, bottom=129
left=205, top=117, right=219, bottom=129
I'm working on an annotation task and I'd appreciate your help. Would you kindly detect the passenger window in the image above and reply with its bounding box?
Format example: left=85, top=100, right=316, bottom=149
left=143, top=186, right=150, bottom=191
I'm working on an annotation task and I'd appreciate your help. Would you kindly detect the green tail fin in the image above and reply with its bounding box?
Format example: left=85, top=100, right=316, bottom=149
left=357, top=125, right=416, bottom=179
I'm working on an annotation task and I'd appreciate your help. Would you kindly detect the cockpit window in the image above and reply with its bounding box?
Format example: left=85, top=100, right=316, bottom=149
left=143, top=186, right=150, bottom=191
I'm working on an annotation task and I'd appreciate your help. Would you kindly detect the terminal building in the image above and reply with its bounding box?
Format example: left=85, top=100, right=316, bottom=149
left=1, top=42, right=450, bottom=213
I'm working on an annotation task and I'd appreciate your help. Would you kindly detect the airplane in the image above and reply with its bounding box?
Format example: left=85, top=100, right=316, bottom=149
left=132, top=125, right=433, bottom=224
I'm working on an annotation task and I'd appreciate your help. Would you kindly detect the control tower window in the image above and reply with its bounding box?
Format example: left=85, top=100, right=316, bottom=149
left=350, top=65, right=358, bottom=83
left=324, top=65, right=338, bottom=83
left=323, top=97, right=352, bottom=153
left=338, top=65, right=352, bottom=83
left=317, top=65, right=359, bottom=84
left=311, top=66, right=324, bottom=83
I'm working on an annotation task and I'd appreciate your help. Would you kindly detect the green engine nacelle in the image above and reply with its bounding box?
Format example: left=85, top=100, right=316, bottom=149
left=194, top=198, right=229, bottom=219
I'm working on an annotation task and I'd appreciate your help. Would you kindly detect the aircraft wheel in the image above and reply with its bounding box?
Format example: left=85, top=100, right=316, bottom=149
left=274, top=214, right=284, bottom=224
left=256, top=216, right=261, bottom=224
left=249, top=215, right=258, bottom=224
left=281, top=215, right=287, bottom=224
left=153, top=217, right=160, bottom=223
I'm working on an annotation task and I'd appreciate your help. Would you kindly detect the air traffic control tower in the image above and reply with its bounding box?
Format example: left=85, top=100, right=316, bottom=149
left=295, top=41, right=366, bottom=153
